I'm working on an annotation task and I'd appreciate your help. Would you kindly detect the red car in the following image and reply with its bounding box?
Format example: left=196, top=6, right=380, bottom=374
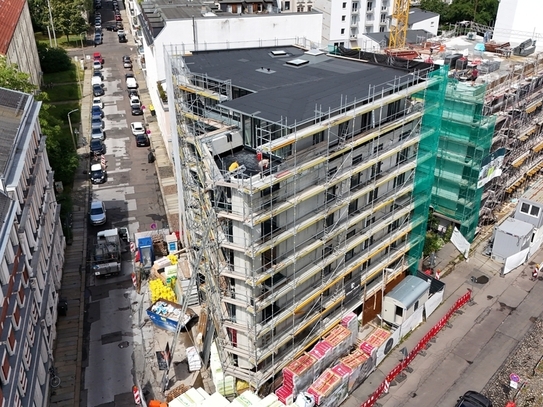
left=93, top=52, right=104, bottom=64
left=115, top=14, right=122, bottom=21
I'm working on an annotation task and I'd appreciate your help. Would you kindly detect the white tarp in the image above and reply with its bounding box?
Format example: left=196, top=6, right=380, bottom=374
left=451, top=227, right=471, bottom=259
left=424, top=289, right=444, bottom=318
left=399, top=306, right=424, bottom=340
left=375, top=327, right=401, bottom=366
left=503, top=247, right=530, bottom=275
left=529, top=227, right=543, bottom=259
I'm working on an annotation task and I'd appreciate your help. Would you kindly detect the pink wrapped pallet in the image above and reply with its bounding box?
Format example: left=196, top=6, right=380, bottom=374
left=309, top=340, right=334, bottom=377
left=342, top=349, right=376, bottom=391
left=283, top=353, right=317, bottom=395
left=275, top=385, right=293, bottom=405
left=324, top=325, right=352, bottom=361
left=340, top=312, right=358, bottom=345
left=307, top=369, right=341, bottom=406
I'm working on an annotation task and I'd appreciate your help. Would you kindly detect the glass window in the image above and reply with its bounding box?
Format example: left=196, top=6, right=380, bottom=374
left=342, top=2, right=346, bottom=8
left=531, top=205, right=540, bottom=217
left=342, top=15, right=346, bottom=21
left=521, top=203, right=530, bottom=213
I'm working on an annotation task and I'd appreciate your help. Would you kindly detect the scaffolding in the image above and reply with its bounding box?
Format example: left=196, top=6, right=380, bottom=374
left=166, top=46, right=448, bottom=392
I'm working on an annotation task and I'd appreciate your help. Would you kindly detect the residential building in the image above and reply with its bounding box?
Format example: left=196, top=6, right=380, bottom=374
left=358, top=29, right=433, bottom=52
left=165, top=44, right=447, bottom=390
left=313, top=0, right=393, bottom=49
left=125, top=0, right=322, bottom=157
left=0, top=88, right=65, bottom=407
left=494, top=0, right=543, bottom=45
left=407, top=8, right=439, bottom=36
left=0, top=0, right=42, bottom=86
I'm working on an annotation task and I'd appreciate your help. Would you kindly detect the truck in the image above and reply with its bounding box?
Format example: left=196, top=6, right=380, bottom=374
left=91, top=228, right=129, bottom=277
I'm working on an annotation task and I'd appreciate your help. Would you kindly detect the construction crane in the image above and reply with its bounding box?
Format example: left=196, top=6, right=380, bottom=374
left=389, top=0, right=410, bottom=49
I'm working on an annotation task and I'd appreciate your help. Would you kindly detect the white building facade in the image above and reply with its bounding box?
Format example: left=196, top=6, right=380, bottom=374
left=494, top=0, right=543, bottom=45
left=0, top=88, right=65, bottom=407
left=313, top=0, right=392, bottom=50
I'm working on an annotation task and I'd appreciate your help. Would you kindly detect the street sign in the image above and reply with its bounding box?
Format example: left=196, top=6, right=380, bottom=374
left=510, top=373, right=520, bottom=383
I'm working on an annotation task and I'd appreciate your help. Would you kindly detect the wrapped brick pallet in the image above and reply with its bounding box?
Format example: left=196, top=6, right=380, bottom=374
left=307, top=369, right=342, bottom=406
left=324, top=325, right=352, bottom=362
left=283, top=353, right=317, bottom=395
left=275, top=386, right=294, bottom=405
left=309, top=341, right=334, bottom=378
left=341, top=349, right=375, bottom=391
left=341, top=312, right=359, bottom=345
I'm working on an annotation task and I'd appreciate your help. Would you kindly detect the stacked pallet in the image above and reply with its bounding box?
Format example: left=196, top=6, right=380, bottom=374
left=231, top=390, right=262, bottom=407
left=340, top=312, right=359, bottom=345
left=275, top=386, right=294, bottom=405
left=341, top=349, right=374, bottom=391
left=306, top=369, right=345, bottom=407
left=323, top=325, right=353, bottom=361
left=210, top=342, right=236, bottom=397
left=281, top=353, right=317, bottom=397
left=359, top=327, right=390, bottom=357
left=308, top=341, right=334, bottom=378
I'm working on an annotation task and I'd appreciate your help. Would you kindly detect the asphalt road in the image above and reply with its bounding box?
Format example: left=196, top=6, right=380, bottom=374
left=76, top=1, right=167, bottom=406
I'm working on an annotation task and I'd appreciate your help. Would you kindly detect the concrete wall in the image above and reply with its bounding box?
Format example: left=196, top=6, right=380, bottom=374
left=410, top=16, right=439, bottom=36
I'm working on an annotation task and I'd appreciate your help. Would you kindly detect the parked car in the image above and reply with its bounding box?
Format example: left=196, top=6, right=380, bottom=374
left=136, top=133, right=150, bottom=147
left=93, top=60, right=102, bottom=70
left=92, top=84, right=104, bottom=97
left=89, top=139, right=106, bottom=156
left=93, top=70, right=104, bottom=80
left=117, top=29, right=125, bottom=36
left=116, top=22, right=124, bottom=30
left=91, top=105, right=104, bottom=118
left=118, top=34, right=127, bottom=43
left=91, top=76, right=103, bottom=87
left=89, top=162, right=107, bottom=184
left=128, top=89, right=139, bottom=98
left=131, top=122, right=145, bottom=136
left=95, top=21, right=102, bottom=30
left=106, top=24, right=118, bottom=31
left=131, top=105, right=143, bottom=116
left=115, top=14, right=122, bottom=21
left=455, top=391, right=492, bottom=407
left=122, top=55, right=132, bottom=68
left=130, top=95, right=141, bottom=107
left=93, top=52, right=104, bottom=64
left=126, top=73, right=138, bottom=89
left=92, top=97, right=104, bottom=109
left=94, top=1, right=101, bottom=9
left=91, top=117, right=104, bottom=130
left=91, top=127, right=106, bottom=140
left=94, top=35, right=102, bottom=46
left=89, top=200, right=107, bottom=225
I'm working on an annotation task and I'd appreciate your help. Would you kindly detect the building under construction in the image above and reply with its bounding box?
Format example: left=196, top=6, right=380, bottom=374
left=165, top=45, right=448, bottom=390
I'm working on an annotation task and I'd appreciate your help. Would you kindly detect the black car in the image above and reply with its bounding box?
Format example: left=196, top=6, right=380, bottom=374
left=128, top=89, right=139, bottom=98
left=106, top=25, right=118, bottom=31
left=89, top=162, right=107, bottom=184
left=136, top=133, right=150, bottom=147
left=89, top=139, right=106, bottom=156
left=91, top=106, right=104, bottom=118
left=131, top=105, right=143, bottom=116
left=93, top=84, right=104, bottom=97
left=93, top=71, right=104, bottom=80
left=455, top=391, right=492, bottom=407
left=116, top=22, right=124, bottom=30
left=118, top=34, right=127, bottom=43
left=94, top=34, right=102, bottom=45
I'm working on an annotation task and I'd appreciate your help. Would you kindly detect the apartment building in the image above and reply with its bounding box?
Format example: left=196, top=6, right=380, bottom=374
left=125, top=0, right=321, bottom=157
left=165, top=45, right=446, bottom=390
left=0, top=0, right=42, bottom=86
left=0, top=88, right=65, bottom=407
left=313, top=0, right=392, bottom=50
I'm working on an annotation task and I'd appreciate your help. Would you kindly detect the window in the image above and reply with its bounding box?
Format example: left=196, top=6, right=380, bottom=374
left=380, top=13, right=386, bottom=22
left=349, top=199, right=358, bottom=215
left=323, top=264, right=332, bottom=276
left=297, top=5, right=303, bottom=11
left=366, top=1, right=372, bottom=11
left=352, top=154, right=364, bottom=165
left=1, top=349, right=11, bottom=384
left=323, top=245, right=333, bottom=257
left=325, top=214, right=334, bottom=228
left=345, top=248, right=354, bottom=261
left=414, top=300, right=419, bottom=311
left=284, top=1, right=290, bottom=10
left=520, top=203, right=541, bottom=217
left=352, top=2, right=358, bottom=12
left=347, top=229, right=356, bottom=239
left=379, top=26, right=385, bottom=32
left=342, top=2, right=346, bottom=8
left=373, top=143, right=384, bottom=154
left=351, top=173, right=361, bottom=188
left=393, top=172, right=406, bottom=188
left=395, top=306, right=403, bottom=317
left=307, top=5, right=312, bottom=11
left=341, top=28, right=345, bottom=34
left=342, top=15, right=346, bottom=21
left=368, top=188, right=378, bottom=203
left=326, top=186, right=336, bottom=203
left=396, top=148, right=409, bottom=164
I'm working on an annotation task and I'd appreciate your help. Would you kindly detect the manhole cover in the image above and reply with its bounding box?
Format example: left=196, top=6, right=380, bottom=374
left=118, top=341, right=130, bottom=349
left=471, top=275, right=489, bottom=284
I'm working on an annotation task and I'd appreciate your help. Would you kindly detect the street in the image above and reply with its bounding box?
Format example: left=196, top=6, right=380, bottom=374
left=75, top=1, right=168, bottom=405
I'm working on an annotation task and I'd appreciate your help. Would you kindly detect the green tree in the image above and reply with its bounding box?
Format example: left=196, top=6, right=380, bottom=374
left=28, top=0, right=49, bottom=32
left=37, top=43, right=72, bottom=73
left=0, top=56, right=37, bottom=93
left=52, top=0, right=88, bottom=42
left=420, top=0, right=499, bottom=26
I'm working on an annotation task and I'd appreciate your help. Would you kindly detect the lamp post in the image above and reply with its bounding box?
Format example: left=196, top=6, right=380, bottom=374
left=67, top=109, right=79, bottom=150
left=46, top=0, right=58, bottom=47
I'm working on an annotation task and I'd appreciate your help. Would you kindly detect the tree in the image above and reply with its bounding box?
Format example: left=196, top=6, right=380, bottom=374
left=51, top=0, right=88, bottom=42
left=0, top=56, right=37, bottom=93
left=37, top=43, right=72, bottom=73
left=28, top=0, right=49, bottom=32
left=419, top=0, right=499, bottom=26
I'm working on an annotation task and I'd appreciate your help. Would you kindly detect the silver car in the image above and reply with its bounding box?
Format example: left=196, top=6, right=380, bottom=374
left=91, top=117, right=104, bottom=130
left=89, top=200, right=106, bottom=225
left=91, top=127, right=105, bottom=140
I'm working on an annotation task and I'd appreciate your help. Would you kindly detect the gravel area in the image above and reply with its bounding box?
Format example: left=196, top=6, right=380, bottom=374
left=483, top=318, right=543, bottom=407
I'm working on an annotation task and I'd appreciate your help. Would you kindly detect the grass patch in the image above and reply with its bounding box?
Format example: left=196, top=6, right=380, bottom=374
left=43, top=68, right=80, bottom=84
left=48, top=102, right=81, bottom=125
left=46, top=84, right=81, bottom=102
left=35, top=32, right=87, bottom=49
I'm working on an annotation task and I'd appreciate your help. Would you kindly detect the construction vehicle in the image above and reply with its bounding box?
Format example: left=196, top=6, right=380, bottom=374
left=91, top=227, right=129, bottom=277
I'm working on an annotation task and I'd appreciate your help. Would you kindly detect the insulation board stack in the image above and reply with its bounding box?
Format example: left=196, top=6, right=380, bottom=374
left=340, top=313, right=358, bottom=345
left=329, top=363, right=351, bottom=406
left=306, top=369, right=342, bottom=406
left=324, top=325, right=353, bottom=362
left=231, top=390, right=262, bottom=407
left=282, top=353, right=317, bottom=395
left=275, top=386, right=294, bottom=405
left=201, top=392, right=231, bottom=407
left=168, top=387, right=210, bottom=407
left=210, top=342, right=236, bottom=397
left=341, top=349, right=374, bottom=391
left=255, top=394, right=283, bottom=407
left=187, top=347, right=202, bottom=372
left=309, top=341, right=334, bottom=378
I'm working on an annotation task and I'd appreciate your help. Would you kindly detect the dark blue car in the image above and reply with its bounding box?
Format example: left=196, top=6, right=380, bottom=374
left=91, top=106, right=104, bottom=119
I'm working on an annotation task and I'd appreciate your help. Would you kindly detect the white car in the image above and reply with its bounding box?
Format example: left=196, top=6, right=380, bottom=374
left=131, top=122, right=145, bottom=136
left=117, top=29, right=125, bottom=36
left=91, top=76, right=103, bottom=86
left=130, top=95, right=141, bottom=107
left=92, top=97, right=104, bottom=108
left=89, top=200, right=107, bottom=225
left=125, top=74, right=138, bottom=89
left=93, top=61, right=102, bottom=70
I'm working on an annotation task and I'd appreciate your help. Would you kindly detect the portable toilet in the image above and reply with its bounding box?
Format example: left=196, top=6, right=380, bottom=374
left=382, top=275, right=431, bottom=326
left=137, top=236, right=154, bottom=269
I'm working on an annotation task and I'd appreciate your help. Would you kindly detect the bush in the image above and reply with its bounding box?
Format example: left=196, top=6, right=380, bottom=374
left=157, top=81, right=168, bottom=103
left=38, top=43, right=72, bottom=73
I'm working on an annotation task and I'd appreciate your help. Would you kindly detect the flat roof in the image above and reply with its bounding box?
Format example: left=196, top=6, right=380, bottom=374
left=408, top=8, right=439, bottom=25
left=386, top=275, right=430, bottom=309
left=364, top=29, right=434, bottom=47
left=0, top=88, right=29, bottom=178
left=520, top=177, right=543, bottom=205
left=183, top=46, right=420, bottom=124
left=498, top=217, right=533, bottom=236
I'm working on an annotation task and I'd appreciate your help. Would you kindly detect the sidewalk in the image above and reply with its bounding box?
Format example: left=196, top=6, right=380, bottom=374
left=50, top=61, right=91, bottom=407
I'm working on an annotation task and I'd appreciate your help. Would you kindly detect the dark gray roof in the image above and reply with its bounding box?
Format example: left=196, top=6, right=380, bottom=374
left=364, top=29, right=434, bottom=47
left=408, top=8, right=439, bottom=25
left=0, top=88, right=29, bottom=178
left=184, top=46, right=419, bottom=124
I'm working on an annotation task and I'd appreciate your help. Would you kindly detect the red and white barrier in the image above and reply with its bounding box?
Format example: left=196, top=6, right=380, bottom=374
left=132, top=385, right=141, bottom=405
